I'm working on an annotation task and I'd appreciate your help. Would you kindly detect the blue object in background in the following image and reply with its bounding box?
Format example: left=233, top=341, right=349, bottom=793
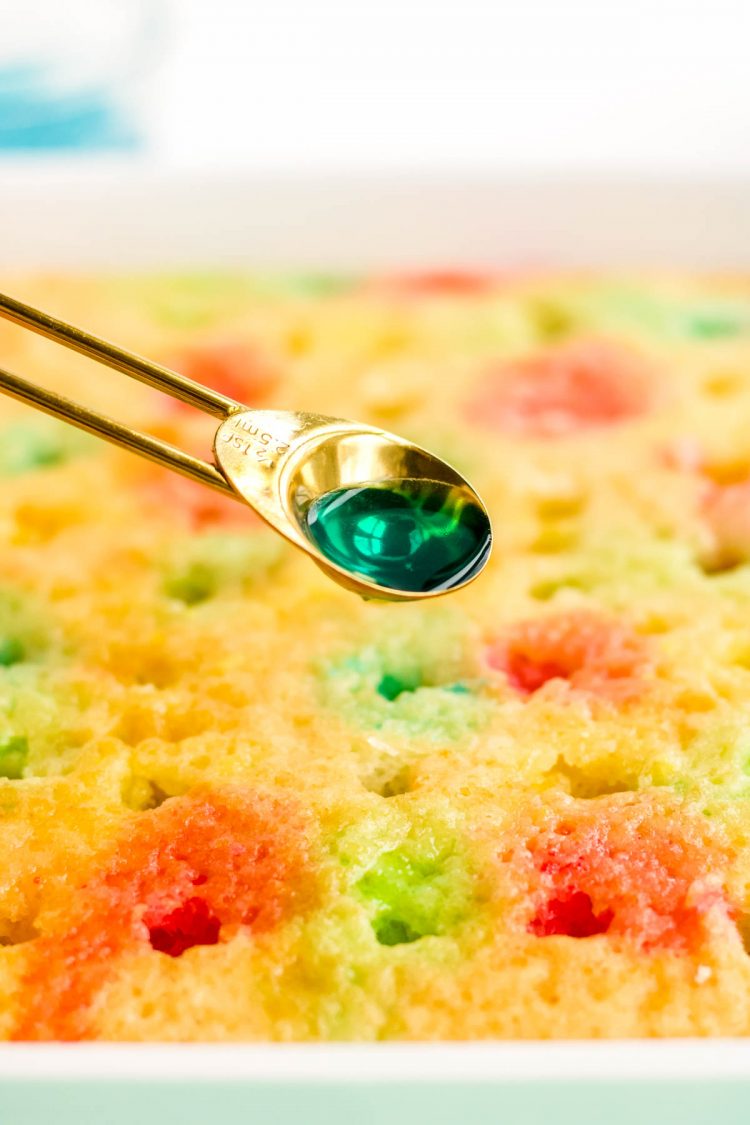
left=0, top=0, right=164, bottom=153
left=0, top=64, right=139, bottom=150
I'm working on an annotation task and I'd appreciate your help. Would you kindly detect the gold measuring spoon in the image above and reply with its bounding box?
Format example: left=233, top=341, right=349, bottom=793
left=0, top=291, right=492, bottom=601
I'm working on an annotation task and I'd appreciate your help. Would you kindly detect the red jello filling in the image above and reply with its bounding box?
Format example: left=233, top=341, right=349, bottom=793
left=465, top=340, right=655, bottom=438
left=140, top=468, right=254, bottom=531
left=377, top=271, right=497, bottom=296
left=13, top=788, right=313, bottom=1041
left=518, top=800, right=731, bottom=950
left=163, top=341, right=279, bottom=411
left=488, top=610, right=650, bottom=702
left=147, top=896, right=221, bottom=958
left=529, top=891, right=613, bottom=938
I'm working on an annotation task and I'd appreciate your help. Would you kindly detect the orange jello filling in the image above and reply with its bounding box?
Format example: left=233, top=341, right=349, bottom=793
left=487, top=610, right=652, bottom=703
left=13, top=788, right=313, bottom=1041
left=466, top=340, right=656, bottom=438
left=163, top=341, right=280, bottom=411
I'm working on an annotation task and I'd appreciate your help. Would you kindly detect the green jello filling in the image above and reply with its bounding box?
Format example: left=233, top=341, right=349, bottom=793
left=323, top=650, right=488, bottom=742
left=321, top=608, right=490, bottom=742
left=0, top=638, right=24, bottom=667
left=356, top=841, right=474, bottom=946
left=373, top=916, right=422, bottom=946
left=0, top=422, right=89, bottom=476
left=116, top=273, right=255, bottom=328
left=165, top=563, right=218, bottom=606
left=163, top=532, right=283, bottom=605
left=687, top=312, right=746, bottom=339
left=253, top=273, right=360, bottom=298
left=0, top=589, right=50, bottom=667
left=375, top=673, right=471, bottom=703
left=557, top=286, right=749, bottom=341
left=671, top=721, right=750, bottom=800
left=531, top=535, right=702, bottom=607
left=376, top=672, right=422, bottom=701
left=0, top=735, right=28, bottom=780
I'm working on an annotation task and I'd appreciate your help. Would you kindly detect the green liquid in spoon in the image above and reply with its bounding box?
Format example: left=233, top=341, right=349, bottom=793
left=303, top=478, right=491, bottom=593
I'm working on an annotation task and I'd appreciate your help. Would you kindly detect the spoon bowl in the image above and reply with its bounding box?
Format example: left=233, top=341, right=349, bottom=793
left=214, top=408, right=492, bottom=601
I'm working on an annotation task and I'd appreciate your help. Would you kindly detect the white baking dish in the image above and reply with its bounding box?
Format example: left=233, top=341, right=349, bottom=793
left=0, top=166, right=748, bottom=1125
left=1, top=164, right=749, bottom=270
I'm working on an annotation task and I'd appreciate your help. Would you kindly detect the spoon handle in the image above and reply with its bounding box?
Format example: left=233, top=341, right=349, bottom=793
left=0, top=361, right=236, bottom=497
left=0, top=289, right=243, bottom=497
left=0, top=290, right=239, bottom=418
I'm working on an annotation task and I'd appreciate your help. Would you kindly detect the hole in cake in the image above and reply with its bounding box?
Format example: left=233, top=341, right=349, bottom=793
left=0, top=736, right=29, bottom=780
left=164, top=565, right=218, bottom=606
left=487, top=610, right=651, bottom=702
left=372, top=916, right=421, bottom=946
left=532, top=492, right=587, bottom=520
left=529, top=300, right=579, bottom=342
left=698, top=475, right=750, bottom=574
left=549, top=755, right=638, bottom=799
left=700, top=459, right=750, bottom=488
left=143, top=780, right=171, bottom=809
left=637, top=613, right=674, bottom=636
left=0, top=917, right=39, bottom=946
left=702, top=371, right=745, bottom=398
left=285, top=325, right=314, bottom=357
left=736, top=913, right=750, bottom=956
left=729, top=644, right=750, bottom=673
left=529, top=520, right=580, bottom=554
left=528, top=576, right=589, bottom=601
left=147, top=896, right=221, bottom=958
left=123, top=776, right=173, bottom=812
left=530, top=490, right=586, bottom=554
left=363, top=762, right=413, bottom=798
left=529, top=891, right=613, bottom=938
left=356, top=843, right=474, bottom=946
left=697, top=555, right=749, bottom=578
left=378, top=768, right=412, bottom=798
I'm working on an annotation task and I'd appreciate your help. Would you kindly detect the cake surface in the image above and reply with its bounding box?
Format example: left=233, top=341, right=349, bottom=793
left=0, top=270, right=749, bottom=1039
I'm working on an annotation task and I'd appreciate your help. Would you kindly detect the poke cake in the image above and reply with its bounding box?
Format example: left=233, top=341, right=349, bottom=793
left=0, top=270, right=748, bottom=1040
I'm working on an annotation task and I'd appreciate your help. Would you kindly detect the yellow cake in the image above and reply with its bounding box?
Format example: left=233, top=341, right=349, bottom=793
left=0, top=269, right=749, bottom=1040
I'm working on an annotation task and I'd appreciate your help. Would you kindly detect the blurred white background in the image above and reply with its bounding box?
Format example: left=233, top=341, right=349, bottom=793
left=150, top=0, right=750, bottom=171
left=0, top=0, right=747, bottom=170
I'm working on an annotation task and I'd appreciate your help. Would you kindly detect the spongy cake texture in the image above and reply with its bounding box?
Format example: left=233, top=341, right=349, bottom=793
left=0, top=270, right=749, bottom=1040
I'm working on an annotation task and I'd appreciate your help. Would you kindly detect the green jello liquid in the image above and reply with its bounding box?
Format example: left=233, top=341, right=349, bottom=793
left=303, top=478, right=491, bottom=593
